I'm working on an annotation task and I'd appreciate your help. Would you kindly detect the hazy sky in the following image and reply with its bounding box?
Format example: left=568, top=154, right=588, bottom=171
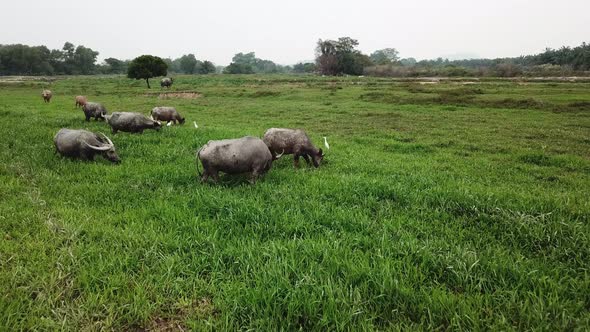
left=2, top=0, right=588, bottom=65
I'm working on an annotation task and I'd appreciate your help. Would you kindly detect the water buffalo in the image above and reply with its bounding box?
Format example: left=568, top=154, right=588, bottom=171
left=106, top=112, right=162, bottom=134
left=263, top=128, right=324, bottom=168
left=197, top=136, right=275, bottom=184
left=54, top=129, right=120, bottom=163
left=151, top=107, right=185, bottom=125
left=75, top=95, right=87, bottom=108
left=82, top=102, right=107, bottom=121
left=42, top=90, right=52, bottom=103
left=160, top=77, right=173, bottom=88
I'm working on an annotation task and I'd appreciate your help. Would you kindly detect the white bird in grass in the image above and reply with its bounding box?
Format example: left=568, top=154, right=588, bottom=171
left=193, top=121, right=199, bottom=129
left=323, top=136, right=330, bottom=150
left=166, top=121, right=172, bottom=127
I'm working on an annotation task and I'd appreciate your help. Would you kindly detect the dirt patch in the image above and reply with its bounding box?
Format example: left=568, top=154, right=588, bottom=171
left=137, top=317, right=186, bottom=332
left=131, top=297, right=216, bottom=331
left=190, top=297, right=216, bottom=318
left=0, top=76, right=56, bottom=83
left=0, top=76, right=56, bottom=87
left=144, top=92, right=202, bottom=99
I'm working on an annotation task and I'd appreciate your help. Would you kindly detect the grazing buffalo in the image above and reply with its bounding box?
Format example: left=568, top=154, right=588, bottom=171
left=106, top=112, right=162, bottom=134
left=151, top=107, right=185, bottom=125
left=82, top=102, right=108, bottom=121
left=263, top=128, right=324, bottom=168
left=75, top=95, right=87, bottom=108
left=54, top=129, right=120, bottom=163
left=160, top=77, right=173, bottom=88
left=42, top=90, right=52, bottom=103
left=197, top=136, right=275, bottom=184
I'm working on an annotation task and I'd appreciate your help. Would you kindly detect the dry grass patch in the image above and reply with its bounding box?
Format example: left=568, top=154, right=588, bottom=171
left=144, top=91, right=203, bottom=99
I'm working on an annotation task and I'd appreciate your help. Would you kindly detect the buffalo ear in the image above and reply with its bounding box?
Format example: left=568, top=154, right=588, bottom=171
left=318, top=148, right=323, bottom=156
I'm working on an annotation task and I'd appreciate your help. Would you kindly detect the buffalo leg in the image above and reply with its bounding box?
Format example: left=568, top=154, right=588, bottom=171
left=249, top=171, right=260, bottom=184
left=200, top=172, right=209, bottom=183
left=302, top=154, right=311, bottom=165
left=293, top=154, right=301, bottom=168
left=81, top=151, right=94, bottom=161
left=212, top=171, right=219, bottom=183
left=201, top=168, right=219, bottom=183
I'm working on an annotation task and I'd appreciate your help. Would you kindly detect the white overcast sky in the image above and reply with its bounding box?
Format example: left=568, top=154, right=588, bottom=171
left=2, top=0, right=588, bottom=65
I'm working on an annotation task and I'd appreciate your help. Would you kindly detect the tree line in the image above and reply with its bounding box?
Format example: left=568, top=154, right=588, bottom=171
left=0, top=43, right=217, bottom=76
left=314, top=38, right=590, bottom=77
left=0, top=42, right=99, bottom=75
left=1, top=40, right=588, bottom=77
left=223, top=52, right=291, bottom=74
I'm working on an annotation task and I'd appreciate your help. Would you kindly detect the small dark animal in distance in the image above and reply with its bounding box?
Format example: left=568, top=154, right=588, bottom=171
left=160, top=77, right=173, bottom=88
left=42, top=89, right=52, bottom=103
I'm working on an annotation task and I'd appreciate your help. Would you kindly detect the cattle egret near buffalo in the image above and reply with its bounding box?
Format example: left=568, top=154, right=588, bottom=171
left=167, top=121, right=172, bottom=127
left=323, top=137, right=330, bottom=150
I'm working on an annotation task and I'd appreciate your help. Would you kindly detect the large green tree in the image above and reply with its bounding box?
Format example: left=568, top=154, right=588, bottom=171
left=223, top=62, right=254, bottom=74
left=224, top=52, right=285, bottom=74
left=315, top=37, right=372, bottom=75
left=179, top=54, right=198, bottom=74
left=127, top=55, right=167, bottom=88
left=293, top=62, right=316, bottom=73
left=103, top=57, right=128, bottom=74
left=74, top=45, right=99, bottom=74
left=370, top=48, right=400, bottom=65
left=232, top=52, right=257, bottom=67
left=199, top=60, right=216, bottom=74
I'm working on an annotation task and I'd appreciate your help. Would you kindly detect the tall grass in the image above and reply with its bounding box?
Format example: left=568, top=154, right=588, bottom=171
left=1, top=75, right=589, bottom=330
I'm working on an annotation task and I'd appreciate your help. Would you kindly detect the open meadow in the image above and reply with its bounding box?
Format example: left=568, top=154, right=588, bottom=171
left=1, top=75, right=589, bottom=330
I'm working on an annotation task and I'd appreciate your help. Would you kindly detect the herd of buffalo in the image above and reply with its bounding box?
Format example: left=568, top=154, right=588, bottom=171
left=45, top=84, right=328, bottom=184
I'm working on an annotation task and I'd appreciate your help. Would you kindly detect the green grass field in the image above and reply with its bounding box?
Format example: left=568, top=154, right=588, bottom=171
left=1, top=75, right=589, bottom=330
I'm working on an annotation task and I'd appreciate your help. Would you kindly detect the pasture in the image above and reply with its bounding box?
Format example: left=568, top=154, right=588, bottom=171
left=1, top=75, right=589, bottom=330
